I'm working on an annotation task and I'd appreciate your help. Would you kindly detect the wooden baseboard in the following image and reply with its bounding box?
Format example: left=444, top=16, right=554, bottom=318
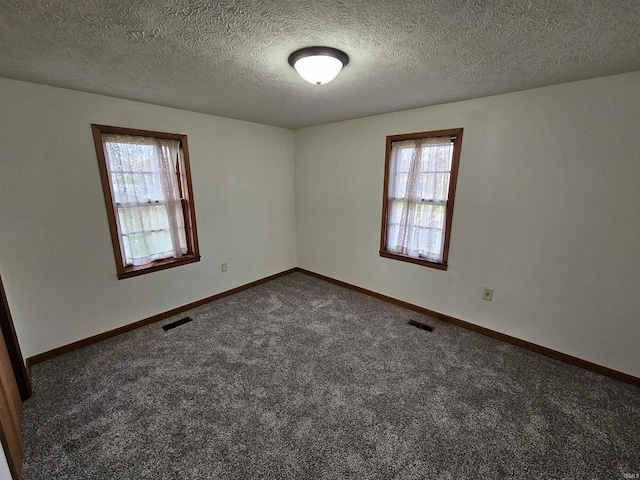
left=295, top=268, right=640, bottom=387
left=26, top=268, right=297, bottom=369
left=26, top=266, right=638, bottom=388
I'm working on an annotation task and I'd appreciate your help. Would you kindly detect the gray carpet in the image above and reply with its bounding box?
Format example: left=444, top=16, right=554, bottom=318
left=22, top=272, right=640, bottom=479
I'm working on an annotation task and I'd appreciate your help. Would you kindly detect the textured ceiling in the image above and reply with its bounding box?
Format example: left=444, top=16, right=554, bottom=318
left=0, top=0, right=639, bottom=129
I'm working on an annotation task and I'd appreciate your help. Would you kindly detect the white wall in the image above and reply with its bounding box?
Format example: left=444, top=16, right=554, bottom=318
left=2, top=72, right=639, bottom=378
left=295, top=72, right=640, bottom=377
left=0, top=78, right=297, bottom=359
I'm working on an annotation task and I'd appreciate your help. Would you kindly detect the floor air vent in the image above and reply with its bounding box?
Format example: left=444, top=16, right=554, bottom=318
left=407, top=319, right=434, bottom=332
left=162, top=317, right=193, bottom=331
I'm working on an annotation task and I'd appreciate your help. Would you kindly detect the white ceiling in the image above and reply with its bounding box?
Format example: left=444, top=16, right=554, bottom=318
left=1, top=0, right=639, bottom=129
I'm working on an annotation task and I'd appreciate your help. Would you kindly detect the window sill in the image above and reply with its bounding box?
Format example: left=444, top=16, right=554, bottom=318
left=379, top=250, right=448, bottom=270
left=117, top=254, right=201, bottom=280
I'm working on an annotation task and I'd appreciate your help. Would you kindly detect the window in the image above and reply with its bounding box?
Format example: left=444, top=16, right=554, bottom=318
left=92, top=124, right=200, bottom=279
left=380, top=128, right=463, bottom=270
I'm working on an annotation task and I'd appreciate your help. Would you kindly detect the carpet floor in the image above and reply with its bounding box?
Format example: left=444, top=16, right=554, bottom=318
left=22, top=272, right=640, bottom=479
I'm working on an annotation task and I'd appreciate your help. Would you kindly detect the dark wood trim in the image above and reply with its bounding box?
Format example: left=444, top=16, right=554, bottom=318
left=0, top=338, right=23, bottom=480
left=25, top=266, right=639, bottom=388
left=26, top=268, right=297, bottom=368
left=178, top=135, right=200, bottom=259
left=116, top=254, right=201, bottom=280
left=91, top=124, right=201, bottom=280
left=90, top=124, right=188, bottom=140
left=379, top=132, right=393, bottom=264
left=379, top=251, right=448, bottom=270
left=441, top=129, right=463, bottom=265
left=91, top=124, right=126, bottom=277
left=0, top=275, right=31, bottom=402
left=379, top=128, right=463, bottom=271
left=295, top=268, right=640, bottom=387
left=383, top=128, right=463, bottom=143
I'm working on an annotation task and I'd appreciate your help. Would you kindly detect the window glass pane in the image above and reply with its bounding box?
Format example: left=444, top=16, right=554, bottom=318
left=122, top=230, right=174, bottom=265
left=396, top=148, right=412, bottom=172
left=117, top=204, right=187, bottom=264
left=417, top=227, right=444, bottom=259
left=117, top=204, right=170, bottom=235
left=420, top=143, right=452, bottom=173
left=386, top=224, right=398, bottom=251
left=417, top=203, right=445, bottom=229
left=394, top=173, right=409, bottom=199
left=415, top=202, right=445, bottom=259
left=388, top=199, right=403, bottom=225
left=110, top=172, right=162, bottom=204
left=417, top=171, right=450, bottom=201
left=106, top=142, right=165, bottom=204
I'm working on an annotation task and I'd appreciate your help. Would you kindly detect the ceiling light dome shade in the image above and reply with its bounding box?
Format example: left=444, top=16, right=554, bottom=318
left=288, top=47, right=349, bottom=85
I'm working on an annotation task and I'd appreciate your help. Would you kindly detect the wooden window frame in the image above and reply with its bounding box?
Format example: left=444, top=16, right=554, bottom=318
left=91, top=124, right=200, bottom=279
left=379, top=128, right=463, bottom=270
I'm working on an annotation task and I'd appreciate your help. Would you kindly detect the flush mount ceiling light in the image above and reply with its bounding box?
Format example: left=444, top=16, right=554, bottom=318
left=288, top=46, right=349, bottom=85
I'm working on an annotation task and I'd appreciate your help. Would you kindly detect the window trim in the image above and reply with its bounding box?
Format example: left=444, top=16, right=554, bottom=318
left=379, top=128, right=463, bottom=270
left=91, top=124, right=200, bottom=279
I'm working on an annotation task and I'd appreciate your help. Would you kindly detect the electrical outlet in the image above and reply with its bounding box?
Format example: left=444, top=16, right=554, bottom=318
left=482, top=288, right=493, bottom=301
left=221, top=263, right=227, bottom=272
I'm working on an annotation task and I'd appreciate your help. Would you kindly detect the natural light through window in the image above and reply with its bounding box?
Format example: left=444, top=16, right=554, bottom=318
left=104, top=136, right=187, bottom=265
left=92, top=125, right=200, bottom=279
left=380, top=129, right=463, bottom=270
